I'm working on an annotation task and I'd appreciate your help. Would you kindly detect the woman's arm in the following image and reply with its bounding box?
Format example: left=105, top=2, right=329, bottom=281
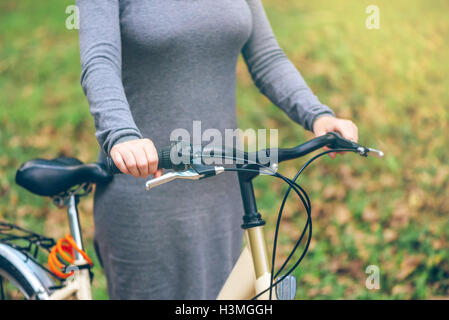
left=77, top=0, right=160, bottom=177
left=78, top=0, right=141, bottom=154
left=242, top=0, right=358, bottom=151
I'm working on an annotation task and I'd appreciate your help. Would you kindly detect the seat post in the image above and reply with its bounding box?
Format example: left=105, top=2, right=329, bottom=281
left=67, top=195, right=85, bottom=261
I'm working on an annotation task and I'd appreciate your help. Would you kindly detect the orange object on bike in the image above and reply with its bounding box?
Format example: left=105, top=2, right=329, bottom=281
left=48, top=234, right=93, bottom=279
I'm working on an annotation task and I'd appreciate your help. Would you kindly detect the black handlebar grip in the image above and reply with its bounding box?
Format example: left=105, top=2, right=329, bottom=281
left=106, top=145, right=174, bottom=174
left=157, top=145, right=173, bottom=170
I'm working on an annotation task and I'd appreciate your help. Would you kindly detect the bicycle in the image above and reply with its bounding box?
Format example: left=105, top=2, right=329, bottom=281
left=0, top=132, right=382, bottom=300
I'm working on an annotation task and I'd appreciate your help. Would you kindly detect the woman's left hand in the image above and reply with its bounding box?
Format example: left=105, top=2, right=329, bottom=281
left=313, top=115, right=359, bottom=159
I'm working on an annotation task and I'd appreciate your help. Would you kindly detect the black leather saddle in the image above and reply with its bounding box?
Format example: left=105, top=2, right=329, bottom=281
left=15, top=157, right=112, bottom=197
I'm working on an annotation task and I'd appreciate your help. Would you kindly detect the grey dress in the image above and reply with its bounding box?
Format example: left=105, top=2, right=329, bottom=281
left=77, top=0, right=334, bottom=299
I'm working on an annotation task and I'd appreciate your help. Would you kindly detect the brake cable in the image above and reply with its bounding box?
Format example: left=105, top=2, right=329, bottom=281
left=267, top=148, right=355, bottom=300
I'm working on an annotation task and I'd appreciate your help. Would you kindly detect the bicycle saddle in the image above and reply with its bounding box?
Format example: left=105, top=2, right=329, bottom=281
left=15, top=157, right=112, bottom=197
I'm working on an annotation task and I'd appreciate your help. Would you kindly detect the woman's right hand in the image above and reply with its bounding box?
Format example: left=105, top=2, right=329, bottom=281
left=110, top=138, right=163, bottom=178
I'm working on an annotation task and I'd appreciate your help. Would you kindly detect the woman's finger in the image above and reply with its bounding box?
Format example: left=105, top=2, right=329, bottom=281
left=352, top=122, right=359, bottom=143
left=133, top=146, right=149, bottom=178
left=344, top=121, right=357, bottom=143
left=111, top=150, right=130, bottom=174
left=143, top=141, right=159, bottom=175
left=121, top=148, right=140, bottom=178
left=322, top=146, right=336, bottom=159
left=336, top=120, right=357, bottom=142
left=154, top=169, right=163, bottom=178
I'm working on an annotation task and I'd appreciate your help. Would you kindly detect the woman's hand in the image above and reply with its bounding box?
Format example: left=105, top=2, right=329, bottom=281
left=110, top=138, right=163, bottom=178
left=313, top=115, right=359, bottom=159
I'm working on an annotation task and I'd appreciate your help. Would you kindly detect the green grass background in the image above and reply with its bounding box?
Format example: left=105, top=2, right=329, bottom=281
left=1, top=0, right=448, bottom=299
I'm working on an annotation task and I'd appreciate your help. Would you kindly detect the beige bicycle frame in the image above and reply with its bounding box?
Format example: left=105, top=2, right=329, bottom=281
left=217, top=225, right=276, bottom=300
left=49, top=260, right=92, bottom=300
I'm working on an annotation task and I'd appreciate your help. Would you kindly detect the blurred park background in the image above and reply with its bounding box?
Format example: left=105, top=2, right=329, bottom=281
left=1, top=0, right=448, bottom=299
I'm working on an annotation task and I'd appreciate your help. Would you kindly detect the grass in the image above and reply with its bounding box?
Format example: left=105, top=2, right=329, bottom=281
left=1, top=0, right=449, bottom=299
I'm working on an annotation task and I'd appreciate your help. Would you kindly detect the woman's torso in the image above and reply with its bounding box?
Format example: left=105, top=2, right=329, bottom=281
left=94, top=0, right=254, bottom=299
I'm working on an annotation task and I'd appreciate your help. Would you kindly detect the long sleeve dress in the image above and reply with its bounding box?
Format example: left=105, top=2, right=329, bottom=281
left=77, top=0, right=334, bottom=299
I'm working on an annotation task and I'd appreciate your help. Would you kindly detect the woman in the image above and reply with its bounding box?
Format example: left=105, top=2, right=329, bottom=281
left=77, top=0, right=358, bottom=299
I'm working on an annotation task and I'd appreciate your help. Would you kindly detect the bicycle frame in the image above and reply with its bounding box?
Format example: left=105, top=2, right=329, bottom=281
left=47, top=179, right=272, bottom=300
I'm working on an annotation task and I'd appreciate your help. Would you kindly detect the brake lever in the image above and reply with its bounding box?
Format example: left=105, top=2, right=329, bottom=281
left=356, top=146, right=384, bottom=158
left=145, top=169, right=202, bottom=190
left=145, top=164, right=225, bottom=191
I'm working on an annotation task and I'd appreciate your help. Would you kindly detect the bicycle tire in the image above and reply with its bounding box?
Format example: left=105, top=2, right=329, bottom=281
left=0, top=255, right=37, bottom=299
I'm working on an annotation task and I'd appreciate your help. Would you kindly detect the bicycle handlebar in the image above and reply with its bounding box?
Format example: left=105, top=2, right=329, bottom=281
left=105, top=132, right=383, bottom=175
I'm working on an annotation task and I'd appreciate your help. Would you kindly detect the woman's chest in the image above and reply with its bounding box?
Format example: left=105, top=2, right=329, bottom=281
left=119, top=0, right=253, bottom=53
